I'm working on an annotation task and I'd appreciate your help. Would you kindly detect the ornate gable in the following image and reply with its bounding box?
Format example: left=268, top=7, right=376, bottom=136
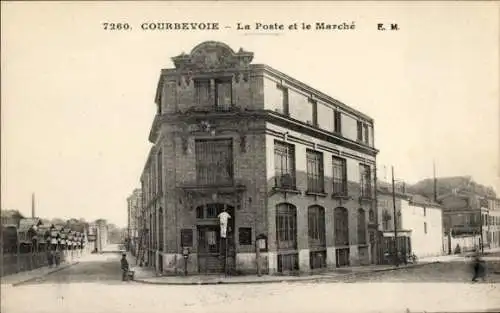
left=171, top=41, right=254, bottom=72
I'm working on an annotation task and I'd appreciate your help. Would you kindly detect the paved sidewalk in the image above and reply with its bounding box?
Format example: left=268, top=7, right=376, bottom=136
left=132, top=261, right=439, bottom=285
left=130, top=248, right=500, bottom=285
left=1, top=252, right=92, bottom=286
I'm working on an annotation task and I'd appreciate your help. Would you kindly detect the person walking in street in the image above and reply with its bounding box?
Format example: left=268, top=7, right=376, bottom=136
left=121, top=253, right=129, bottom=281
left=471, top=252, right=486, bottom=282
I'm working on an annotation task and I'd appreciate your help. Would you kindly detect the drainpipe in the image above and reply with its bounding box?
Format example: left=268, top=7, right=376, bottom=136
left=373, top=164, right=379, bottom=264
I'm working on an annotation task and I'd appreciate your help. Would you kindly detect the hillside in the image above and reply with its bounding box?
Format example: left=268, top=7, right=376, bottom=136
left=407, top=176, right=496, bottom=199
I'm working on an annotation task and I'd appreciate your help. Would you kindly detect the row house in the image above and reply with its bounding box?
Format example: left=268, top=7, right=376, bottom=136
left=377, top=183, right=444, bottom=261
left=140, top=41, right=378, bottom=275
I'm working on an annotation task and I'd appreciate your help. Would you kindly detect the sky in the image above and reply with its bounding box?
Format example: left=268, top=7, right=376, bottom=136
left=1, top=2, right=499, bottom=227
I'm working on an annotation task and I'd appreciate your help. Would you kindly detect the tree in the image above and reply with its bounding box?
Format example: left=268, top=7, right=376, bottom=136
left=408, top=176, right=497, bottom=200
left=50, top=218, right=66, bottom=225
left=1, top=210, right=25, bottom=227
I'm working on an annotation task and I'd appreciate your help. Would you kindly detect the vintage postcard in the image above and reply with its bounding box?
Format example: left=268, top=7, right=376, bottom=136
left=1, top=1, right=499, bottom=313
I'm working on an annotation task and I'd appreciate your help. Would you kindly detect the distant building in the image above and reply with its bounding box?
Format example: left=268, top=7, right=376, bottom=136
left=440, top=191, right=487, bottom=247
left=94, top=219, right=108, bottom=252
left=377, top=182, right=444, bottom=261
left=485, top=197, right=500, bottom=249
left=18, top=218, right=41, bottom=244
left=127, top=188, right=143, bottom=254
left=140, top=41, right=378, bottom=275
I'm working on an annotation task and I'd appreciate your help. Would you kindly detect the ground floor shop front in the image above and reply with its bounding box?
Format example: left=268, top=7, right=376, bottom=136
left=143, top=199, right=378, bottom=275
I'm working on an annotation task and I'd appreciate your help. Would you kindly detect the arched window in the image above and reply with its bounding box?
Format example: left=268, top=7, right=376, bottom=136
left=358, top=209, right=366, bottom=245
left=308, top=205, right=325, bottom=247
left=308, top=205, right=326, bottom=269
left=276, top=203, right=297, bottom=250
left=334, top=207, right=349, bottom=246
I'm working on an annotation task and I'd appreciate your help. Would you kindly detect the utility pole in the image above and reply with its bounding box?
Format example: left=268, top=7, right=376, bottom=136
left=391, top=166, right=398, bottom=266
left=433, top=161, right=438, bottom=202
left=480, top=210, right=484, bottom=254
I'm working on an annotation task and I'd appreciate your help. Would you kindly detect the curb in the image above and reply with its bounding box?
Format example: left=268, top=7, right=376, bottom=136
left=132, top=261, right=440, bottom=286
left=11, top=261, right=80, bottom=287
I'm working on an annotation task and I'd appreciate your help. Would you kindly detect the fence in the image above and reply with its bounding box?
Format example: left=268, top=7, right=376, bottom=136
left=0, top=251, right=54, bottom=277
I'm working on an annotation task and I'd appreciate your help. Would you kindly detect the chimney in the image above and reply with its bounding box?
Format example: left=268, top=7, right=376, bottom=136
left=31, top=193, right=35, bottom=218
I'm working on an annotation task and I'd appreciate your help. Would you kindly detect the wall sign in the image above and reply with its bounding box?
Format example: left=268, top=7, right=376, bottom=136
left=181, top=229, right=193, bottom=247
left=238, top=227, right=252, bottom=245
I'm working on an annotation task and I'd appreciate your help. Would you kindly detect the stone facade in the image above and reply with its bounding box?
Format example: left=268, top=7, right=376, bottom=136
left=140, top=41, right=378, bottom=275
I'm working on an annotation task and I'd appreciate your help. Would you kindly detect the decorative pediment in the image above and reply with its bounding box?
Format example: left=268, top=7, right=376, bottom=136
left=172, top=41, right=254, bottom=72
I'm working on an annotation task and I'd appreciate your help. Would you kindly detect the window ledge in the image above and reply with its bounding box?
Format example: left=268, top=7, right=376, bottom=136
left=271, top=187, right=301, bottom=195
left=308, top=246, right=327, bottom=252
left=359, top=196, right=374, bottom=202
left=358, top=243, right=369, bottom=248
left=335, top=245, right=350, bottom=249
left=305, top=191, right=328, bottom=198
left=331, top=194, right=350, bottom=200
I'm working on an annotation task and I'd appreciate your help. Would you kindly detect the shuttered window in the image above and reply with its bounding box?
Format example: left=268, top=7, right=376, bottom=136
left=195, top=139, right=233, bottom=186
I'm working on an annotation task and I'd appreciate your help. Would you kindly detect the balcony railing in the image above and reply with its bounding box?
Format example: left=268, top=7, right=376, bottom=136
left=215, top=103, right=233, bottom=112
left=274, top=173, right=296, bottom=190
left=360, top=184, right=372, bottom=199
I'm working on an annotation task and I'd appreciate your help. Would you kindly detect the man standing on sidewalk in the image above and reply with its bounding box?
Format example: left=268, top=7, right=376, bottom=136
left=121, top=253, right=129, bottom=281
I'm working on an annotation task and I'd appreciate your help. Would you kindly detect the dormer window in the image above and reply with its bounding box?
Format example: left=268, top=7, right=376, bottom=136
left=309, top=99, right=318, bottom=127
left=357, top=120, right=370, bottom=145
left=215, top=78, right=232, bottom=111
left=276, top=84, right=289, bottom=116
left=357, top=121, right=363, bottom=142
left=195, top=79, right=211, bottom=105
left=363, top=124, right=369, bottom=145
left=334, top=110, right=342, bottom=134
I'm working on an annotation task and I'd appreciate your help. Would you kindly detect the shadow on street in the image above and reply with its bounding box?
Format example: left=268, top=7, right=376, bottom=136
left=20, top=252, right=138, bottom=286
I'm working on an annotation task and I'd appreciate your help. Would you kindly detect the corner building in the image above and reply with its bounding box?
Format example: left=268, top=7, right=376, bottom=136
left=141, top=41, right=379, bottom=275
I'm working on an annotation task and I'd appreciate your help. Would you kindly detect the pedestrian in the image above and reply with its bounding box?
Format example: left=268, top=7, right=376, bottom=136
left=471, top=252, right=486, bottom=282
left=121, top=253, right=129, bottom=281
left=47, top=250, right=53, bottom=267
left=55, top=249, right=61, bottom=267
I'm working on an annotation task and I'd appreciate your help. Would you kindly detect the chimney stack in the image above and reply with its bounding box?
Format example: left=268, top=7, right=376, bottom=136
left=31, top=193, right=35, bottom=218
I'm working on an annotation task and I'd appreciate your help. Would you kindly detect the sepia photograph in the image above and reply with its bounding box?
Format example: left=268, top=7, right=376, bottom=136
left=1, top=1, right=499, bottom=313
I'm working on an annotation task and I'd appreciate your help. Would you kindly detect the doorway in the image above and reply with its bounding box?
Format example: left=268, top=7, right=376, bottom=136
left=196, top=203, right=235, bottom=274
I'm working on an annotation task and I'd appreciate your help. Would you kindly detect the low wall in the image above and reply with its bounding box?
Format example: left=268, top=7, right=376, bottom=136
left=444, top=234, right=480, bottom=254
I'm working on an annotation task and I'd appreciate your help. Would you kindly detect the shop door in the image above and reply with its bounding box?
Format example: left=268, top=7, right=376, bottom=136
left=197, top=225, right=223, bottom=273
